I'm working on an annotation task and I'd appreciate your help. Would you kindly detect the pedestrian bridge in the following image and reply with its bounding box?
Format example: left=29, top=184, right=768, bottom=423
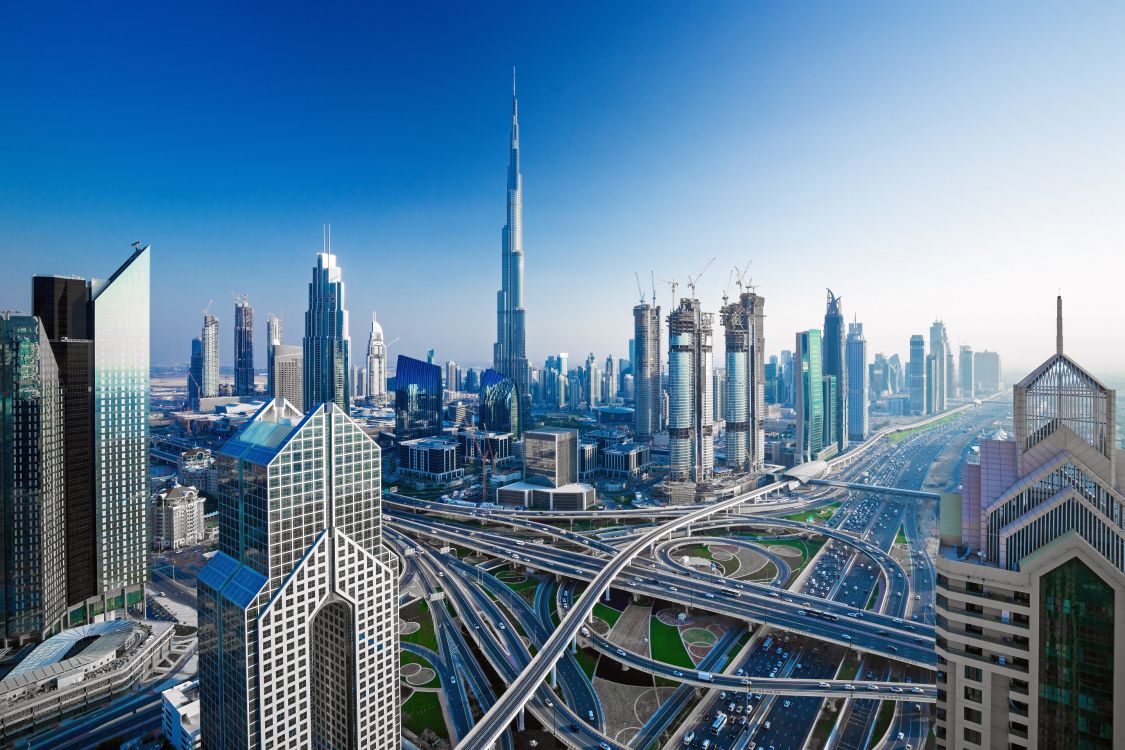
left=808, top=478, right=940, bottom=500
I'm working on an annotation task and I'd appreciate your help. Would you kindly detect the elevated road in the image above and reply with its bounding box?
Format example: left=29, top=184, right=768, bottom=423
left=808, top=479, right=940, bottom=499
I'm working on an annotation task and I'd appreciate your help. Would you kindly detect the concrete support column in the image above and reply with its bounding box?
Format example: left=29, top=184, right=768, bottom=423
left=603, top=588, right=611, bottom=602
left=551, top=664, right=558, bottom=688
left=570, top=636, right=577, bottom=654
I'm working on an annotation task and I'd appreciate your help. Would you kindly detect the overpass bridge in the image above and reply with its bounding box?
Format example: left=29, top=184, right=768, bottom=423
left=807, top=479, right=941, bottom=500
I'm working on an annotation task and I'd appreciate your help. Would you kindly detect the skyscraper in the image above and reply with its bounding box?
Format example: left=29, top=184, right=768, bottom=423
left=188, top=338, right=203, bottom=407
left=667, top=297, right=714, bottom=482
left=234, top=295, right=254, bottom=396
left=721, top=290, right=766, bottom=473
left=822, top=289, right=848, bottom=453
left=908, top=334, right=927, bottom=416
left=712, top=370, right=725, bottom=425
left=959, top=345, right=974, bottom=400
left=936, top=298, right=1121, bottom=750
left=929, top=319, right=949, bottom=412
left=0, top=314, right=66, bottom=647
left=266, top=313, right=282, bottom=398
left=394, top=355, right=442, bottom=451
left=974, top=350, right=1001, bottom=394
left=201, top=313, right=219, bottom=399
left=33, top=245, right=150, bottom=620
left=270, top=343, right=303, bottom=411
left=493, top=74, right=531, bottom=424
left=845, top=321, right=869, bottom=441
left=604, top=355, right=618, bottom=404
left=303, top=252, right=350, bottom=412
left=795, top=329, right=824, bottom=463
left=198, top=400, right=399, bottom=750
left=633, top=301, right=662, bottom=439
left=584, top=353, right=600, bottom=407
left=367, top=313, right=387, bottom=401
left=480, top=368, right=521, bottom=436
left=445, top=361, right=460, bottom=394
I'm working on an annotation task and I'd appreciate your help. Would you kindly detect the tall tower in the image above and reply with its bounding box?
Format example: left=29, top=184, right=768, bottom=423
left=234, top=295, right=254, bottom=396
left=667, top=298, right=714, bottom=482
left=822, top=289, right=848, bottom=453
left=493, top=71, right=531, bottom=424
left=188, top=338, right=204, bottom=407
left=201, top=313, right=219, bottom=398
left=929, top=320, right=949, bottom=412
left=266, top=314, right=282, bottom=398
left=303, top=251, right=350, bottom=412
left=367, top=313, right=387, bottom=400
left=633, top=301, right=662, bottom=438
left=795, top=329, right=824, bottom=463
left=721, top=290, right=766, bottom=473
left=908, top=334, right=927, bottom=416
left=198, top=401, right=400, bottom=750
left=845, top=321, right=869, bottom=441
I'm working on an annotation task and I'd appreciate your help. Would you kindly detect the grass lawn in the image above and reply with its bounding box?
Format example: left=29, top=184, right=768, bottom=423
left=401, top=601, right=439, bottom=653
left=650, top=619, right=694, bottom=669
left=895, top=526, right=907, bottom=546
left=402, top=690, right=448, bottom=739
left=594, top=602, right=623, bottom=627
left=887, top=413, right=958, bottom=445
left=865, top=587, right=879, bottom=611
left=871, top=700, right=895, bottom=743
left=747, top=561, right=777, bottom=583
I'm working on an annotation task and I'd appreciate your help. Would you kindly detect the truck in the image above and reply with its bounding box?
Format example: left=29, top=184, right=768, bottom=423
left=683, top=731, right=695, bottom=745
left=698, top=671, right=715, bottom=682
left=710, top=712, right=728, bottom=734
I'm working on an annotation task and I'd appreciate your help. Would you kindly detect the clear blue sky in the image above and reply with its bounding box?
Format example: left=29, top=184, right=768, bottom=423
left=2, top=2, right=1122, bottom=375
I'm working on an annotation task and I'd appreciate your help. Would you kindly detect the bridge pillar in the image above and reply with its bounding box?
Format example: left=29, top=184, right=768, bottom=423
left=517, top=706, right=525, bottom=731
left=603, top=588, right=611, bottom=602
left=570, top=636, right=577, bottom=654
left=550, top=664, right=558, bottom=688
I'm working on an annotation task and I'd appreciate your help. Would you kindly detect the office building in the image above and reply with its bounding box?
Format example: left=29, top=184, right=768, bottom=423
left=493, top=75, right=531, bottom=425
left=479, top=368, right=521, bottom=437
left=233, top=296, right=254, bottom=396
left=265, top=314, right=282, bottom=399
left=524, top=427, right=579, bottom=487
left=151, top=485, right=206, bottom=550
left=366, top=313, right=387, bottom=401
left=959, top=345, right=974, bottom=400
left=821, top=374, right=837, bottom=455
left=198, top=400, right=399, bottom=750
left=667, top=297, right=714, bottom=482
left=394, top=355, right=443, bottom=454
left=936, top=298, right=1122, bottom=750
left=929, top=319, right=949, bottom=412
left=721, top=289, right=766, bottom=473
left=201, top=313, right=219, bottom=399
left=946, top=349, right=957, bottom=400
left=162, top=680, right=201, bottom=750
left=400, top=438, right=463, bottom=483
left=794, top=329, right=824, bottom=463
left=584, top=353, right=600, bottom=408
left=846, top=321, right=869, bottom=441
left=887, top=353, right=904, bottom=393
left=602, top=442, right=652, bottom=478
left=303, top=251, right=350, bottom=412
left=633, top=301, right=662, bottom=438
left=712, top=370, right=725, bottom=425
left=188, top=338, right=203, bottom=407
left=908, top=334, right=927, bottom=416
left=822, top=289, right=848, bottom=452
left=464, top=367, right=480, bottom=394
left=975, top=350, right=1001, bottom=394
left=0, top=314, right=66, bottom=648
left=269, top=344, right=303, bottom=411
left=604, top=355, right=618, bottom=403
left=764, top=360, right=779, bottom=405
left=33, top=245, right=150, bottom=621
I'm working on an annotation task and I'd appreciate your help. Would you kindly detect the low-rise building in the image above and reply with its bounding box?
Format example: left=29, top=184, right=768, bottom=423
left=400, top=437, right=464, bottom=483
left=151, top=484, right=206, bottom=550
left=496, top=481, right=595, bottom=511
left=602, top=441, right=652, bottom=478
left=161, top=680, right=201, bottom=750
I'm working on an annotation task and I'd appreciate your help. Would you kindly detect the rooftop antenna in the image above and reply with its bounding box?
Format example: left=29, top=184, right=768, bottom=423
left=1056, top=294, right=1063, bottom=355
left=328, top=224, right=331, bottom=253
left=686, top=256, right=716, bottom=300
left=322, top=224, right=326, bottom=253
left=634, top=272, right=646, bottom=305
left=513, top=65, right=517, bottom=97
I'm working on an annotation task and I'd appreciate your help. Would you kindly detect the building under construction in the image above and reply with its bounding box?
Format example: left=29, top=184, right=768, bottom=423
left=720, top=289, right=766, bottom=474
left=666, top=297, right=714, bottom=482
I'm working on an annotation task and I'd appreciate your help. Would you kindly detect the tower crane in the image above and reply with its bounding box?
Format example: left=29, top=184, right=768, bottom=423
left=734, top=261, right=753, bottom=293
left=654, top=276, right=679, bottom=300
left=202, top=299, right=213, bottom=317
left=634, top=272, right=646, bottom=304
left=686, top=256, right=716, bottom=300
left=722, top=269, right=735, bottom=307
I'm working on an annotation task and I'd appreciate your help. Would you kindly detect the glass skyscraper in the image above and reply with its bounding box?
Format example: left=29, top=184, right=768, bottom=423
left=188, top=337, right=203, bottom=407
left=721, top=290, right=766, bottom=474
left=303, top=252, right=350, bottom=412
left=394, top=355, right=442, bottom=454
left=908, top=334, right=927, bottom=416
left=479, top=368, right=521, bottom=436
left=845, top=321, right=869, bottom=441
left=201, top=313, right=219, bottom=399
left=667, top=297, right=714, bottom=482
left=234, top=295, right=254, bottom=396
left=795, top=329, right=824, bottom=463
left=822, top=289, right=847, bottom=453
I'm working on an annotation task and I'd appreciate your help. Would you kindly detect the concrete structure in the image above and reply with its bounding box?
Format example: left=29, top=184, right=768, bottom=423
left=269, top=343, right=303, bottom=411
left=601, top=441, right=652, bottom=478
left=720, top=289, right=766, bottom=474
left=633, top=301, right=662, bottom=438
left=366, top=313, right=387, bottom=401
left=822, top=289, right=848, bottom=452
left=234, top=295, right=254, bottom=397
left=400, top=437, right=464, bottom=483
left=177, top=447, right=218, bottom=495
left=936, top=298, right=1123, bottom=750
left=198, top=399, right=399, bottom=750
left=303, top=251, right=351, bottom=412
left=0, top=314, right=66, bottom=648
left=200, top=313, right=219, bottom=399
left=162, top=680, right=202, bottom=750
left=151, top=484, right=206, bottom=550
left=975, top=350, right=1002, bottom=395
left=457, top=429, right=513, bottom=465
left=845, top=321, right=869, bottom=441
left=495, top=481, right=595, bottom=511
left=667, top=297, right=714, bottom=481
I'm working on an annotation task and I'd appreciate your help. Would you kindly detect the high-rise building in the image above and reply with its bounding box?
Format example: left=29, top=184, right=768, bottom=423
left=234, top=295, right=254, bottom=396
left=633, top=301, right=662, bottom=439
left=604, top=355, right=618, bottom=404
left=779, top=349, right=794, bottom=407
left=667, top=298, right=714, bottom=482
left=975, top=350, right=1001, bottom=394
left=845, top=322, right=869, bottom=442
left=795, top=329, right=824, bottom=462
left=628, top=338, right=635, bottom=371
left=821, top=374, right=837, bottom=455
left=523, top=427, right=579, bottom=487
left=584, top=353, right=600, bottom=408
left=350, top=364, right=366, bottom=401
left=493, top=74, right=531, bottom=424
left=188, top=338, right=203, bottom=407
left=959, top=345, right=974, bottom=400
left=480, top=368, right=520, bottom=436
left=936, top=298, right=1121, bottom=750
left=445, top=361, right=461, bottom=394
left=366, top=313, right=387, bottom=401
left=303, top=252, right=350, bottom=412
left=721, top=290, right=766, bottom=473
left=908, top=334, right=927, bottom=416
left=33, top=245, right=150, bottom=620
left=887, top=353, right=904, bottom=393
left=201, top=313, right=219, bottom=399
left=270, top=344, right=303, bottom=411
left=822, top=290, right=848, bottom=452
left=712, top=370, right=725, bottom=425
left=870, top=352, right=888, bottom=399
left=0, top=314, right=67, bottom=647
left=198, top=400, right=399, bottom=750
left=946, top=349, right=957, bottom=400
left=394, top=355, right=442, bottom=452
left=929, top=320, right=949, bottom=412
left=266, top=314, right=282, bottom=398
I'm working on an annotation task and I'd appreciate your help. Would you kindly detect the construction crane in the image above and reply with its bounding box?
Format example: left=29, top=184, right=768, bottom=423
left=202, top=299, right=213, bottom=317
left=734, top=261, right=753, bottom=293
left=686, top=256, right=716, bottom=300
left=722, top=268, right=735, bottom=307
left=655, top=276, right=680, bottom=301
left=634, top=272, right=646, bottom=305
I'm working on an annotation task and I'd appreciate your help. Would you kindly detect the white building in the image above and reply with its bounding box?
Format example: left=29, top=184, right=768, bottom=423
left=151, top=484, right=206, bottom=550
left=367, top=312, right=387, bottom=400
left=162, top=680, right=201, bottom=750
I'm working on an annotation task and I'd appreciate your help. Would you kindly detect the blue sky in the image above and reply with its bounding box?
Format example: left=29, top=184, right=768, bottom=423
left=2, top=2, right=1122, bottom=375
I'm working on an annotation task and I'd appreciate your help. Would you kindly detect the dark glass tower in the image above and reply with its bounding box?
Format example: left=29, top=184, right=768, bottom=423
left=394, top=355, right=442, bottom=455
left=822, top=289, right=847, bottom=453
left=303, top=252, right=350, bottom=412
left=234, top=295, right=254, bottom=396
left=479, top=368, right=520, bottom=436
left=188, top=337, right=203, bottom=407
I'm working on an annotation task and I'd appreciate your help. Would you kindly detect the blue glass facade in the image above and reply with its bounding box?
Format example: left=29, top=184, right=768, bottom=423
left=303, top=252, right=350, bottom=412
left=394, top=355, right=443, bottom=452
left=479, top=368, right=521, bottom=437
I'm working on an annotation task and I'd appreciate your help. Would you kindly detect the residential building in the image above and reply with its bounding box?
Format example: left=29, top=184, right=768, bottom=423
left=269, top=344, right=303, bottom=411
left=188, top=338, right=203, bottom=407
left=303, top=251, right=350, bottom=412
left=633, top=300, right=663, bottom=440
left=151, top=485, right=206, bottom=550
left=266, top=314, right=282, bottom=399
left=908, top=334, right=927, bottom=416
left=366, top=313, right=387, bottom=400
left=795, top=329, right=824, bottom=462
left=198, top=400, right=399, bottom=750
left=201, top=313, right=219, bottom=399
left=234, top=296, right=254, bottom=396
left=846, top=321, right=869, bottom=441
left=959, top=345, right=974, bottom=400
left=929, top=319, right=949, bottom=412
left=721, top=290, right=766, bottom=473
left=822, top=289, right=848, bottom=452
left=162, top=680, right=201, bottom=750
left=667, top=297, right=714, bottom=482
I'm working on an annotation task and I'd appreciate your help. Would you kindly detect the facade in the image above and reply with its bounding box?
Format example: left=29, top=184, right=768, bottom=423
left=936, top=299, right=1122, bottom=750
left=822, top=289, right=848, bottom=452
left=845, top=321, right=869, bottom=441
left=929, top=319, right=949, bottom=412
left=524, top=427, right=579, bottom=487
left=394, top=355, right=443, bottom=453
left=366, top=313, right=386, bottom=400
left=303, top=252, right=350, bottom=412
left=162, top=680, right=201, bottom=750
left=975, top=350, right=1001, bottom=394
left=0, top=314, right=67, bottom=647
left=667, top=297, right=714, bottom=482
left=584, top=353, right=600, bottom=408
left=633, top=301, right=663, bottom=439
left=496, top=481, right=595, bottom=511
left=908, top=334, right=927, bottom=416
left=794, top=329, right=824, bottom=463
left=151, top=484, right=206, bottom=550
left=266, top=314, right=282, bottom=399
left=234, top=296, right=254, bottom=396
left=188, top=338, right=203, bottom=407
left=959, top=345, right=974, bottom=400
left=400, top=438, right=463, bottom=483
left=492, top=77, right=532, bottom=425
left=721, top=290, right=766, bottom=473
left=198, top=400, right=399, bottom=750
left=480, top=368, right=521, bottom=437
left=269, top=344, right=303, bottom=411
left=602, top=442, right=652, bottom=478
left=821, top=374, right=837, bottom=456
left=201, top=313, right=219, bottom=399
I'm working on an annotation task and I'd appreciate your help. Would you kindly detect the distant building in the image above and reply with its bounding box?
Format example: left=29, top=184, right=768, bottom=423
left=394, top=355, right=443, bottom=456
left=269, top=343, right=303, bottom=411
left=366, top=313, right=387, bottom=400
left=177, top=448, right=218, bottom=495
left=303, top=251, right=350, bottom=412
left=908, top=334, right=927, bottom=416
left=400, top=438, right=463, bottom=483
left=524, top=427, right=579, bottom=487
left=188, top=338, right=204, bottom=407
left=667, top=297, right=714, bottom=481
left=456, top=429, right=512, bottom=465
left=151, top=485, right=206, bottom=550
left=821, top=374, right=838, bottom=457
left=822, top=290, right=848, bottom=452
left=959, top=345, right=974, bottom=400
left=845, top=321, right=869, bottom=441
left=233, top=296, right=254, bottom=396
left=584, top=353, right=600, bottom=408
left=480, top=368, right=521, bottom=437
left=795, top=329, right=824, bottom=462
left=929, top=320, right=949, bottom=412
left=201, top=313, right=219, bottom=399
left=974, top=350, right=1001, bottom=394
left=162, top=680, right=201, bottom=750
left=634, top=300, right=663, bottom=439
left=265, top=314, right=282, bottom=398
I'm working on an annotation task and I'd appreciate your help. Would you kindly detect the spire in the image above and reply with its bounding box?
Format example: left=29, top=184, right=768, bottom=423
left=1056, top=295, right=1063, bottom=355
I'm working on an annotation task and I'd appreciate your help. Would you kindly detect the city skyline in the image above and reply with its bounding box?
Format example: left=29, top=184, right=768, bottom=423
left=2, top=3, right=1123, bottom=374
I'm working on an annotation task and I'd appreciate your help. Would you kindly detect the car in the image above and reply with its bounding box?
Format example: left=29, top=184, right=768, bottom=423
left=866, top=684, right=879, bottom=691
left=888, top=646, right=898, bottom=652
left=674, top=670, right=684, bottom=677
left=911, top=687, right=924, bottom=694
left=844, top=684, right=855, bottom=691
left=545, top=699, right=554, bottom=707
left=842, top=634, right=852, bottom=640
left=616, top=648, right=627, bottom=656
left=782, top=700, right=790, bottom=708
left=897, top=732, right=905, bottom=741
left=818, top=681, right=830, bottom=688
left=599, top=743, right=611, bottom=750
